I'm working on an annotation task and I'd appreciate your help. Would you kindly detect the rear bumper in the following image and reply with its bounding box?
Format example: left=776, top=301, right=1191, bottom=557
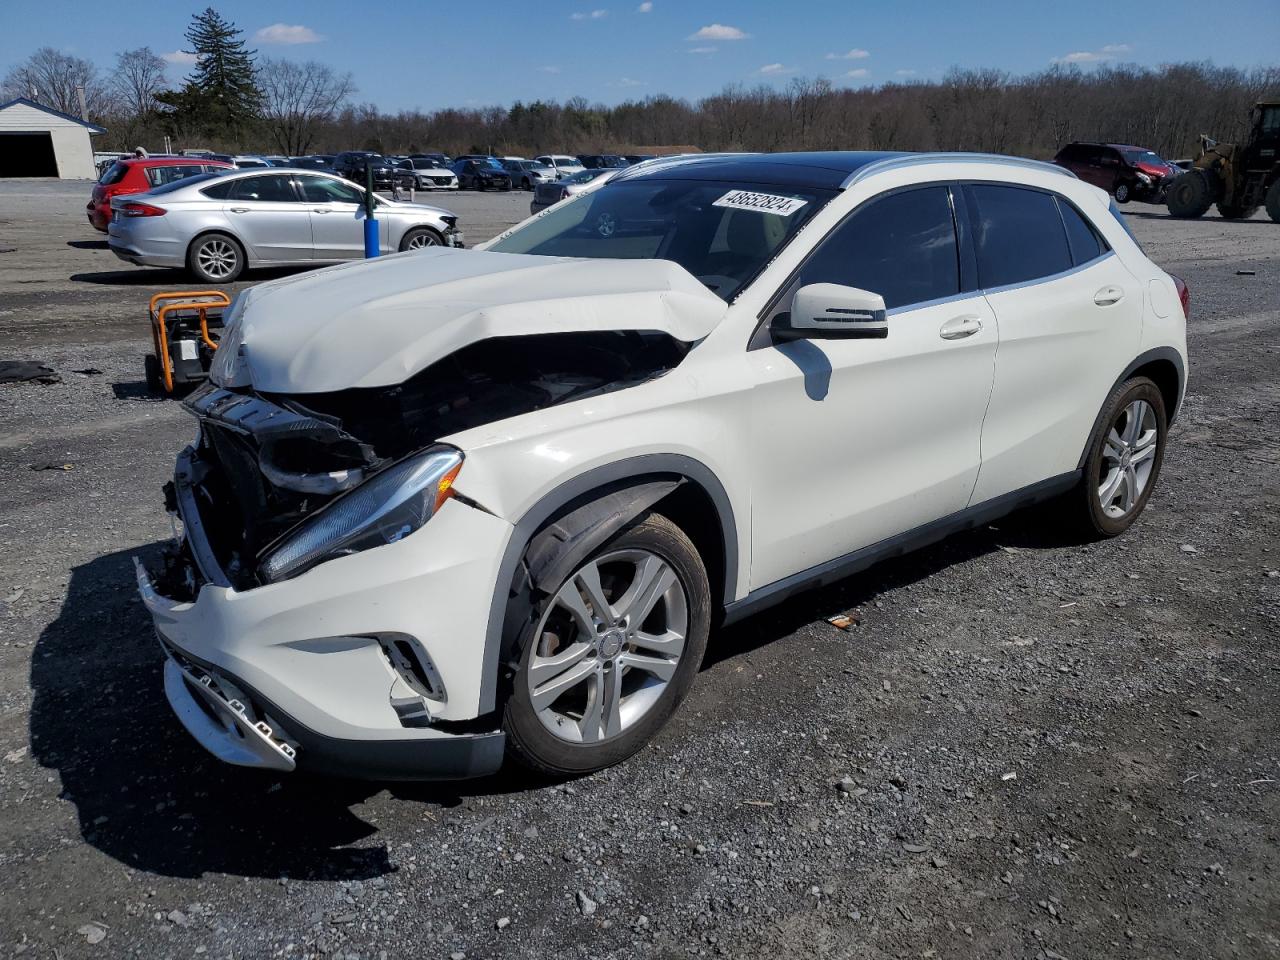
left=107, top=222, right=185, bottom=267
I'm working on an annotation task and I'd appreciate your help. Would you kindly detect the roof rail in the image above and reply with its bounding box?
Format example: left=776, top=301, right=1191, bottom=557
left=614, top=152, right=755, bottom=182
left=841, top=152, right=1076, bottom=189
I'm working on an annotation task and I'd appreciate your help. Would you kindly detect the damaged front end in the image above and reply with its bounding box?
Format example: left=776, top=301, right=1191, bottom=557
left=157, top=329, right=689, bottom=593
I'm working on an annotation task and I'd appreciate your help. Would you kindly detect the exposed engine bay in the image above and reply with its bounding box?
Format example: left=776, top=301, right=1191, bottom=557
left=169, top=331, right=689, bottom=591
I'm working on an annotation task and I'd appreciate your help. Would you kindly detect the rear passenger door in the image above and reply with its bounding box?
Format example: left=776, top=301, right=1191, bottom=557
left=217, top=174, right=313, bottom=262
left=965, top=183, right=1143, bottom=504
left=747, top=185, right=998, bottom=588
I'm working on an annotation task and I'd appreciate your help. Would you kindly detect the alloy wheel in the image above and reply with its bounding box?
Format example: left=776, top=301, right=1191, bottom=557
left=1098, top=399, right=1158, bottom=518
left=196, top=239, right=238, bottom=280
left=527, top=549, right=687, bottom=744
left=406, top=232, right=439, bottom=249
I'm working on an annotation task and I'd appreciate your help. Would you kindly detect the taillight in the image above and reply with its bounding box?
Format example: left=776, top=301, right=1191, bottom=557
left=121, top=202, right=166, bottom=218
left=1171, top=274, right=1190, bottom=319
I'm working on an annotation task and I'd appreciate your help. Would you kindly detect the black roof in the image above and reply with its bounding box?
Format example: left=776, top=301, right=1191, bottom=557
left=618, top=151, right=907, bottom=189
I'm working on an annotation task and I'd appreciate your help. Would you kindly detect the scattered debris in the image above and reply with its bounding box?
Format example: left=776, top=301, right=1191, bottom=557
left=902, top=843, right=929, bottom=854
left=741, top=799, right=775, bottom=807
left=71, top=367, right=104, bottom=376
left=4, top=746, right=28, bottom=763
left=77, top=922, right=107, bottom=944
left=495, top=916, right=511, bottom=930
left=1235, top=269, right=1256, bottom=275
left=826, top=611, right=862, bottom=631
left=1001, top=772, right=1018, bottom=782
left=29, top=462, right=73, bottom=472
left=576, top=891, right=598, bottom=917
left=1179, top=544, right=1199, bottom=554
left=0, top=360, right=59, bottom=385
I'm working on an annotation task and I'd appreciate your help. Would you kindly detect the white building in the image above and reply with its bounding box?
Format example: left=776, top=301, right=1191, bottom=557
left=0, top=97, right=106, bottom=179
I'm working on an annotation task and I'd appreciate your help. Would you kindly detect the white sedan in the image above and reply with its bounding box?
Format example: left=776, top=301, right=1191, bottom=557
left=137, top=151, right=1187, bottom=780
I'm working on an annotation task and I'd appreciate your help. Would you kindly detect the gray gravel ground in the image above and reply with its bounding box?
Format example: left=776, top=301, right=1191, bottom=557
left=1, top=180, right=1278, bottom=960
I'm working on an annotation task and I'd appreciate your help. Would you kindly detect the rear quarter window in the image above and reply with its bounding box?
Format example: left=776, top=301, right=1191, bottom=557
left=966, top=184, right=1073, bottom=288
left=1056, top=197, right=1110, bottom=266
left=100, top=162, right=129, bottom=185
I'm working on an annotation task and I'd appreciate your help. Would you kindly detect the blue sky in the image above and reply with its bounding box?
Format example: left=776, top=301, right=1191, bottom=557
left=4, top=0, right=1277, bottom=112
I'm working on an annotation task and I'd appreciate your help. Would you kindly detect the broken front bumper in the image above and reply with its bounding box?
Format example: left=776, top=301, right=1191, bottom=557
left=137, top=469, right=516, bottom=780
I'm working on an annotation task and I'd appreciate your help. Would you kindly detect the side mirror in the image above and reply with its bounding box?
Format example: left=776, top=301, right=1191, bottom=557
left=773, top=283, right=889, bottom=341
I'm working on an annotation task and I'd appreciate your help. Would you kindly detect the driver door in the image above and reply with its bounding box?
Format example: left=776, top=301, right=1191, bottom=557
left=295, top=175, right=369, bottom=260
left=745, top=184, right=998, bottom=588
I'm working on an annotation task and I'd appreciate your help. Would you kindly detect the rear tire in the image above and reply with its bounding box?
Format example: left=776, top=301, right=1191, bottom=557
left=1166, top=170, right=1216, bottom=218
left=1059, top=377, right=1168, bottom=539
left=186, top=232, right=245, bottom=283
left=1266, top=180, right=1280, bottom=224
left=503, top=513, right=710, bottom=777
left=1217, top=202, right=1258, bottom=220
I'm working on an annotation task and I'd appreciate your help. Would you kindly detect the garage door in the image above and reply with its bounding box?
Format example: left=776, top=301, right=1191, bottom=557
left=0, top=133, right=58, bottom=177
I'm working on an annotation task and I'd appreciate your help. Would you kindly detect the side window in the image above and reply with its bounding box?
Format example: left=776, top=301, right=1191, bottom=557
left=1056, top=197, right=1110, bottom=266
left=201, top=179, right=233, bottom=200
left=966, top=184, right=1073, bottom=288
left=226, top=175, right=298, bottom=202
left=296, top=176, right=365, bottom=204
left=146, top=164, right=205, bottom=187
left=791, top=186, right=960, bottom=311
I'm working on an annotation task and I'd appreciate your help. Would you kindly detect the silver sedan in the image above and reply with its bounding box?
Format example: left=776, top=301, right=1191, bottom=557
left=108, top=168, right=463, bottom=283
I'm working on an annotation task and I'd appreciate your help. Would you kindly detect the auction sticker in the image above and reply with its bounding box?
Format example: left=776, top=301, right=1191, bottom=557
left=712, top=190, right=808, bottom=216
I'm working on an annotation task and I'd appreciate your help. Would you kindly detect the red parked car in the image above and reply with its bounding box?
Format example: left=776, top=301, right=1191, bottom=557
left=87, top=157, right=233, bottom=232
left=1051, top=142, right=1181, bottom=204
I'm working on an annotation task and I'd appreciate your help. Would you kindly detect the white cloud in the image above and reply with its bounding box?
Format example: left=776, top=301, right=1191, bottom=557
left=618, top=77, right=644, bottom=86
left=1052, top=43, right=1130, bottom=64
left=161, top=50, right=198, bottom=65
left=758, top=63, right=794, bottom=75
left=845, top=68, right=869, bottom=79
left=538, top=65, right=562, bottom=74
left=895, top=69, right=916, bottom=76
left=687, top=46, right=717, bottom=54
left=636, top=1, right=653, bottom=11
left=254, top=23, right=323, bottom=44
left=825, top=48, right=869, bottom=60
left=689, top=23, right=749, bottom=40
left=570, top=8, right=608, bottom=19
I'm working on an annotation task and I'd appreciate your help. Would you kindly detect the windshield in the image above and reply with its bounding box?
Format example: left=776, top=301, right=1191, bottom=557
left=488, top=179, right=836, bottom=301
left=1121, top=149, right=1164, bottom=166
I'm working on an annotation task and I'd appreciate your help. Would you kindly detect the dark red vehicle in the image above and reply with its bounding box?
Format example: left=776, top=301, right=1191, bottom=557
left=87, top=157, right=232, bottom=232
left=1052, top=142, right=1181, bottom=204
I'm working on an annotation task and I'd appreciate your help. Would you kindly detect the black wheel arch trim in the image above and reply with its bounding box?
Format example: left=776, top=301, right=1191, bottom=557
left=477, top=454, right=738, bottom=714
left=1076, top=346, right=1186, bottom=470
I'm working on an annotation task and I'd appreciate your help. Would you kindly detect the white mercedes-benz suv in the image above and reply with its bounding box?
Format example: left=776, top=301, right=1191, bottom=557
left=137, top=152, right=1189, bottom=780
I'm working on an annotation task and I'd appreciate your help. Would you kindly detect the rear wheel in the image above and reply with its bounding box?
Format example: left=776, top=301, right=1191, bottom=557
left=186, top=232, right=244, bottom=283
left=1059, top=377, right=1168, bottom=539
left=1166, top=169, right=1216, bottom=218
left=1266, top=180, right=1280, bottom=224
left=503, top=513, right=710, bottom=777
left=1217, top=202, right=1259, bottom=220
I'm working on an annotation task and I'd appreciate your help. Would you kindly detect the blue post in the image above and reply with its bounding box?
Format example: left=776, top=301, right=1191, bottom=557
left=363, top=163, right=380, bottom=257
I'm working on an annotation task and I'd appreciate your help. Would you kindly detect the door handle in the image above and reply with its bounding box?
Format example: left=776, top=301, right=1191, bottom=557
left=312, top=207, right=332, bottom=213
left=939, top=314, right=984, bottom=340
left=1094, top=285, right=1125, bottom=306
left=229, top=207, right=250, bottom=214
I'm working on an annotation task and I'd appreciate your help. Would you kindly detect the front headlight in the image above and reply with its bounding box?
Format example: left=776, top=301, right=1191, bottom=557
left=260, top=446, right=463, bottom=583
left=1136, top=172, right=1152, bottom=185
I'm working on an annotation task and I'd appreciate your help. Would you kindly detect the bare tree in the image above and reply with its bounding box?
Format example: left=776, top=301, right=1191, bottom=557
left=110, top=47, right=168, bottom=119
left=257, top=57, right=355, bottom=156
left=1, top=47, right=110, bottom=118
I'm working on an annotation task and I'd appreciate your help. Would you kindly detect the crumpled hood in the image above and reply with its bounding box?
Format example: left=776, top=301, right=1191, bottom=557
left=218, top=248, right=727, bottom=393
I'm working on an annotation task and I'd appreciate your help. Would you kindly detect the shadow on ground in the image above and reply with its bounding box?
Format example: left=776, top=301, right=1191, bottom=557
left=67, top=239, right=109, bottom=250
left=71, top=265, right=309, bottom=286
left=31, top=505, right=1079, bottom=880
left=29, top=544, right=536, bottom=882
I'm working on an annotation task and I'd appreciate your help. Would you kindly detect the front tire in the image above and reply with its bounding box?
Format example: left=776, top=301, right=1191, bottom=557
left=399, top=227, right=442, bottom=251
left=186, top=232, right=244, bottom=283
left=503, top=513, right=710, bottom=777
left=1114, top=182, right=1130, bottom=204
left=1166, top=169, right=1216, bottom=218
left=1266, top=180, right=1280, bottom=223
left=1061, top=377, right=1168, bottom=539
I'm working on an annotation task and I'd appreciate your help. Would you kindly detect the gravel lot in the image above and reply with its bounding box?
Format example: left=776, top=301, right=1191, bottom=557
left=1, top=179, right=1278, bottom=960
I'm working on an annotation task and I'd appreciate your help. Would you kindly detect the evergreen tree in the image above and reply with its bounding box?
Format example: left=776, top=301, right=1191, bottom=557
left=167, top=8, right=262, bottom=143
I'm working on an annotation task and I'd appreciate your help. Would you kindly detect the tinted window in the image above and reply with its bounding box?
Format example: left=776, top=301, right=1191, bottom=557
left=145, top=164, right=206, bottom=187
left=151, top=172, right=219, bottom=196
left=967, top=184, right=1072, bottom=288
left=223, top=175, right=298, bottom=202
left=101, top=162, right=129, bottom=185
left=296, top=176, right=365, bottom=204
left=1056, top=198, right=1109, bottom=266
left=793, top=186, right=959, bottom=310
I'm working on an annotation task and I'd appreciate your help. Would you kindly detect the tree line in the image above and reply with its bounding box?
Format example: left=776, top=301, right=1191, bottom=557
left=3, top=7, right=1276, bottom=162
